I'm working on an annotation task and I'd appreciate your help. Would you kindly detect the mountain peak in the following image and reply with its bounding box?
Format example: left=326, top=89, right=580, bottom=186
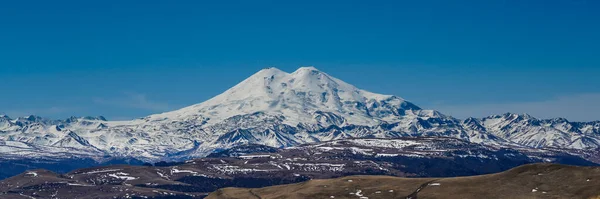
left=294, top=66, right=336, bottom=80
left=294, top=66, right=319, bottom=72
left=244, top=67, right=289, bottom=83
left=154, top=66, right=416, bottom=126
left=500, top=112, right=535, bottom=120
left=3, top=66, right=600, bottom=164
left=24, top=115, right=43, bottom=121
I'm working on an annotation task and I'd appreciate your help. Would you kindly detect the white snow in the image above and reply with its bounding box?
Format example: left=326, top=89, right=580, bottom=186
left=210, top=165, right=271, bottom=175
left=171, top=168, right=198, bottom=175
left=239, top=155, right=272, bottom=159
left=290, top=163, right=345, bottom=172
left=19, top=194, right=37, bottom=199
left=351, top=190, right=368, bottom=199
left=26, top=172, right=37, bottom=177
left=343, top=139, right=421, bottom=148
left=84, top=169, right=122, bottom=174
left=148, top=66, right=408, bottom=127
left=354, top=190, right=364, bottom=197
left=108, top=172, right=138, bottom=181
left=67, top=183, right=95, bottom=187
left=532, top=188, right=538, bottom=193
left=0, top=67, right=598, bottom=162
left=156, top=171, right=168, bottom=179
left=375, top=153, right=400, bottom=157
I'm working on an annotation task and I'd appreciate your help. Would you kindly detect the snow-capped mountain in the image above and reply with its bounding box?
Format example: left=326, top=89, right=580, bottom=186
left=151, top=66, right=424, bottom=126
left=477, top=113, right=600, bottom=149
left=0, top=67, right=599, bottom=163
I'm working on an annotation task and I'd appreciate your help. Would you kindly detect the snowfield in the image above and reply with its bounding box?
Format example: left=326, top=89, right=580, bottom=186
left=0, top=67, right=599, bottom=163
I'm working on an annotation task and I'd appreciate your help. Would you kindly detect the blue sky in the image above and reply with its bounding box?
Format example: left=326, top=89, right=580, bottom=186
left=1, top=0, right=599, bottom=121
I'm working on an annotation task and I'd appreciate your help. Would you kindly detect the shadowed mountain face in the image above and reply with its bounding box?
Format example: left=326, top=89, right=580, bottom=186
left=206, top=164, right=600, bottom=199
left=0, top=157, right=145, bottom=180
left=0, top=137, right=597, bottom=199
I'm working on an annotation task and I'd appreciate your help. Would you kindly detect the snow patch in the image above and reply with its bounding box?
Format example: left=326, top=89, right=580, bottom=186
left=84, top=169, right=122, bottom=174
left=108, top=172, right=138, bottom=181
left=171, top=168, right=198, bottom=175
left=67, top=183, right=95, bottom=187
left=532, top=188, right=538, bottom=193
left=239, top=155, right=272, bottom=159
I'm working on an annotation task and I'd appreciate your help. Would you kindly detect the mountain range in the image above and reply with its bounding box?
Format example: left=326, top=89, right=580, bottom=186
left=1, top=66, right=599, bottom=164
left=0, top=137, right=597, bottom=198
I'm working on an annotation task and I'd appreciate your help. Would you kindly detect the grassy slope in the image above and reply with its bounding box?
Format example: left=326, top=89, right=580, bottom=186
left=207, top=163, right=600, bottom=199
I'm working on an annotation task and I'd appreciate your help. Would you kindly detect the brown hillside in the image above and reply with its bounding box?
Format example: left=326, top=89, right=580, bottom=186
left=207, top=163, right=600, bottom=199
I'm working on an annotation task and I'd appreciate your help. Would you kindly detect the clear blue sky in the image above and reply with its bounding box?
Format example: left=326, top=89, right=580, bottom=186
left=1, top=0, right=599, bottom=121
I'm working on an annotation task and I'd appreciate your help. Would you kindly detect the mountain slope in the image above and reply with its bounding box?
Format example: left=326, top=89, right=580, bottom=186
left=1, top=137, right=597, bottom=199
left=1, top=67, right=599, bottom=164
left=152, top=66, right=422, bottom=127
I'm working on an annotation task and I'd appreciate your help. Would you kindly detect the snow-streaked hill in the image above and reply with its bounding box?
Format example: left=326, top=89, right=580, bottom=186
left=0, top=67, right=599, bottom=162
left=2, top=137, right=598, bottom=199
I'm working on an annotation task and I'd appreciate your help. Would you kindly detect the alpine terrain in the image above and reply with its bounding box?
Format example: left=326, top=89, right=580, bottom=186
left=1, top=67, right=599, bottom=178
left=0, top=137, right=597, bottom=198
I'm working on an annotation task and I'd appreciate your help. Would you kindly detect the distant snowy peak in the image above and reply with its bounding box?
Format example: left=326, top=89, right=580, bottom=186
left=3, top=115, right=107, bottom=125
left=149, top=66, right=423, bottom=126
left=2, top=66, right=600, bottom=162
left=476, top=113, right=600, bottom=149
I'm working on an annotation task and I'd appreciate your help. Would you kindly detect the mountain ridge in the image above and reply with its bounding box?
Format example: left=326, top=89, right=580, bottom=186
left=1, top=137, right=598, bottom=198
left=0, top=67, right=599, bottom=164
